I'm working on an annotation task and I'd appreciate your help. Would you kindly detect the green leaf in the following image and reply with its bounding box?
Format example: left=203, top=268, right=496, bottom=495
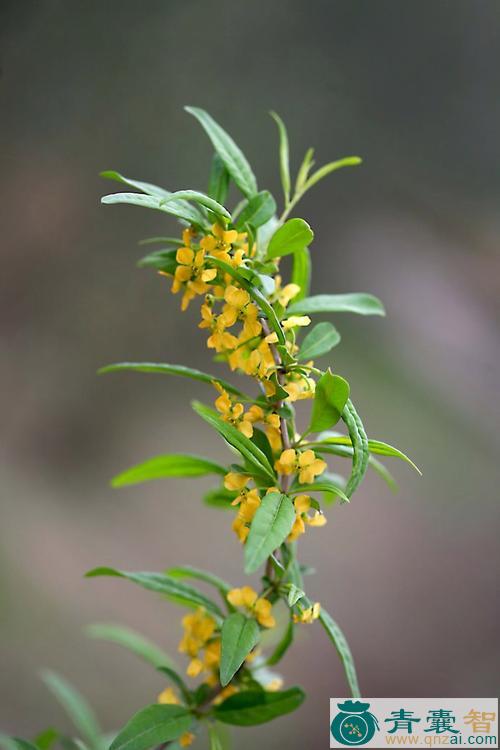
left=101, top=192, right=205, bottom=227
left=318, top=607, right=360, bottom=698
left=270, top=111, right=291, bottom=205
left=302, top=156, right=362, bottom=192
left=109, top=705, right=192, bottom=750
left=138, top=236, right=184, bottom=247
left=97, top=362, right=244, bottom=397
left=208, top=154, right=230, bottom=205
left=369, top=456, right=398, bottom=492
left=290, top=480, right=348, bottom=503
left=0, top=739, right=38, bottom=750
left=40, top=672, right=102, bottom=750
left=244, top=493, right=295, bottom=574
left=166, top=566, right=232, bottom=598
left=291, top=246, right=311, bottom=301
left=137, top=249, right=177, bottom=273
left=100, top=171, right=172, bottom=199
left=86, top=623, right=176, bottom=669
left=192, top=401, right=275, bottom=482
left=214, top=687, right=305, bottom=726
left=287, top=292, right=385, bottom=317
left=299, top=322, right=340, bottom=361
left=220, top=613, right=260, bottom=686
left=287, top=584, right=305, bottom=607
left=203, top=487, right=236, bottom=510
left=208, top=725, right=228, bottom=750
left=34, top=729, right=59, bottom=750
left=266, top=616, right=294, bottom=666
left=236, top=191, right=276, bottom=230
left=85, top=568, right=224, bottom=620
left=267, top=218, right=314, bottom=260
left=185, top=107, right=257, bottom=198
left=342, top=399, right=369, bottom=498
left=309, top=370, right=350, bottom=433
left=161, top=190, right=230, bottom=221
left=111, top=454, right=227, bottom=488
left=295, top=148, right=315, bottom=193
left=316, top=434, right=421, bottom=475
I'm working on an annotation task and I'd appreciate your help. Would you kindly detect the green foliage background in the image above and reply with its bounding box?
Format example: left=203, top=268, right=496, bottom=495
left=1, top=1, right=499, bottom=748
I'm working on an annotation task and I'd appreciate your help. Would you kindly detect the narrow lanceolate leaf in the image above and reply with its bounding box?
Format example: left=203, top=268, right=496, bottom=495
left=299, top=322, right=340, bottom=361
left=270, top=111, right=291, bottom=205
left=342, top=399, right=369, bottom=498
left=267, top=218, right=314, bottom=260
left=166, top=566, right=232, bottom=598
left=208, top=153, right=230, bottom=205
left=85, top=568, right=224, bottom=620
left=40, top=671, right=102, bottom=750
left=315, top=434, right=421, bottom=474
left=100, top=171, right=172, bottom=199
left=192, top=401, right=276, bottom=482
left=236, top=191, right=276, bottom=230
left=86, top=623, right=177, bottom=669
left=307, top=441, right=398, bottom=493
left=287, top=292, right=386, bottom=317
left=1, top=739, right=39, bottom=750
left=137, top=248, right=177, bottom=273
left=203, top=486, right=236, bottom=510
left=98, top=362, right=244, bottom=397
left=214, top=687, right=305, bottom=726
left=291, top=246, right=311, bottom=301
left=109, top=705, right=192, bottom=750
left=302, top=156, right=362, bottom=192
left=317, top=607, right=360, bottom=698
left=220, top=613, right=260, bottom=686
left=290, top=480, right=349, bottom=503
left=244, top=493, right=295, bottom=574
left=266, top=616, right=294, bottom=666
left=185, top=107, right=258, bottom=198
left=111, top=454, right=227, bottom=488
left=161, top=190, right=231, bottom=221
left=101, top=192, right=206, bottom=227
left=309, top=370, right=350, bottom=433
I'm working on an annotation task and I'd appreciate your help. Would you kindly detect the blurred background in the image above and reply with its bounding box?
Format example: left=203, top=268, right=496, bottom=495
left=1, top=0, right=499, bottom=746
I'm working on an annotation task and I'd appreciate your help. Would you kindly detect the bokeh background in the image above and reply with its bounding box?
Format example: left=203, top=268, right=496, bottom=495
left=1, top=1, right=499, bottom=746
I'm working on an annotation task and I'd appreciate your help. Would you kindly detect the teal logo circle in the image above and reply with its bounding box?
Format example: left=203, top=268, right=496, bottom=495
left=331, top=701, right=379, bottom=746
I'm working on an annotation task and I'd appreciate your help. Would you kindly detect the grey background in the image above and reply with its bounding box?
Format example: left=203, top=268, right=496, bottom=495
left=1, top=1, right=499, bottom=747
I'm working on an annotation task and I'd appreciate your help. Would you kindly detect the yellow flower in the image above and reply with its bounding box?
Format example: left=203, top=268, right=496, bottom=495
left=224, top=472, right=250, bottom=491
left=214, top=386, right=254, bottom=438
left=220, top=285, right=253, bottom=327
left=202, top=309, right=239, bottom=353
left=298, top=449, right=327, bottom=484
left=186, top=657, right=204, bottom=677
left=227, top=587, right=276, bottom=628
left=282, top=315, right=311, bottom=330
left=274, top=448, right=326, bottom=484
left=283, top=370, right=316, bottom=402
left=232, top=515, right=250, bottom=543
left=273, top=276, right=301, bottom=308
left=266, top=677, right=284, bottom=691
left=179, top=732, right=195, bottom=747
left=169, top=246, right=217, bottom=311
left=293, top=602, right=321, bottom=624
left=274, top=448, right=297, bottom=475
left=157, top=686, right=180, bottom=705
left=288, top=495, right=327, bottom=541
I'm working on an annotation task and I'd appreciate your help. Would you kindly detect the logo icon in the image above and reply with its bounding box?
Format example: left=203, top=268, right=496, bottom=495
left=331, top=700, right=380, bottom=746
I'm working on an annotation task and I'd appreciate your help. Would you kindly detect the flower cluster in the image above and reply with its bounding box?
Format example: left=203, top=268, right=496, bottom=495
left=177, top=608, right=220, bottom=683
left=227, top=586, right=276, bottom=628
left=162, top=223, right=317, bottom=403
